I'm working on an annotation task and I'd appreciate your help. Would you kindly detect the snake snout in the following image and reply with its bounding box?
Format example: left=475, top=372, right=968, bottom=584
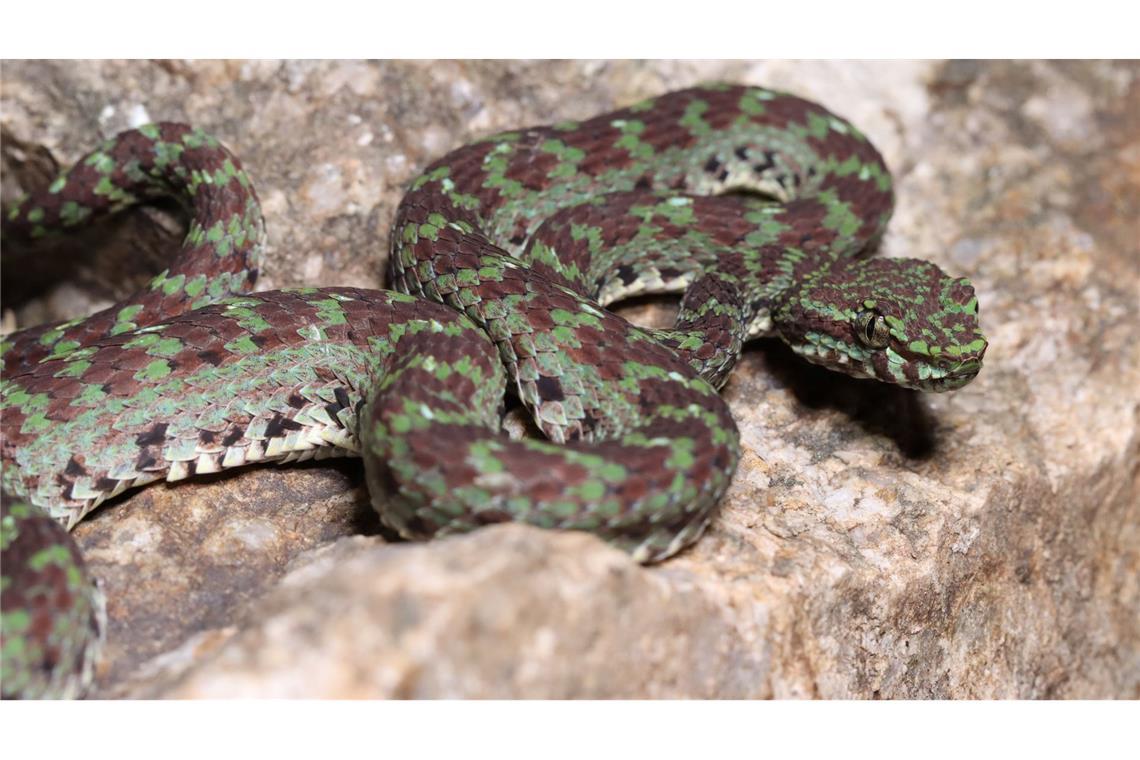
left=948, top=357, right=983, bottom=383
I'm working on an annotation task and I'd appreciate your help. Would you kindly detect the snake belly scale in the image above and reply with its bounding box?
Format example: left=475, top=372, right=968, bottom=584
left=0, top=84, right=986, bottom=698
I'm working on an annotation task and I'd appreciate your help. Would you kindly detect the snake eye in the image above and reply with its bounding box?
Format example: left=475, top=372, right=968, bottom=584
left=854, top=309, right=891, bottom=349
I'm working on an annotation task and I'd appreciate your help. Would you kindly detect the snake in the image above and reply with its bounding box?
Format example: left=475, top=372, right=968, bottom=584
left=0, top=84, right=986, bottom=698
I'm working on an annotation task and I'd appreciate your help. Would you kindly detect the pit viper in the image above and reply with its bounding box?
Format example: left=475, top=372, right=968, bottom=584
left=0, top=84, right=987, bottom=698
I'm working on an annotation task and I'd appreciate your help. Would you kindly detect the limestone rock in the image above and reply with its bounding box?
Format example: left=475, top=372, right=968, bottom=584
left=1, top=60, right=1136, bottom=698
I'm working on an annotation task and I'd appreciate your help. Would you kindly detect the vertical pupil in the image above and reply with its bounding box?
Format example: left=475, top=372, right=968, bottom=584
left=865, top=316, right=877, bottom=341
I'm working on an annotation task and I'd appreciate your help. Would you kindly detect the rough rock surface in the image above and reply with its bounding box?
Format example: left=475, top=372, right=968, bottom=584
left=1, top=60, right=1136, bottom=699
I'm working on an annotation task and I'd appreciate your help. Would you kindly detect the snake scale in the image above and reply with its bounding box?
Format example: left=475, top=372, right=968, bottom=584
left=0, top=84, right=986, bottom=698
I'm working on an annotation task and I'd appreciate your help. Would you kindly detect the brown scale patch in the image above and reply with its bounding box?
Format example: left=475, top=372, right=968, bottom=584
left=761, top=93, right=821, bottom=132
left=165, top=321, right=216, bottom=348
left=398, top=428, right=477, bottom=480
left=536, top=286, right=583, bottom=314
left=569, top=328, right=614, bottom=373
left=477, top=270, right=531, bottom=301
left=703, top=96, right=744, bottom=131
left=262, top=415, right=304, bottom=439
left=573, top=126, right=636, bottom=176
left=506, top=149, right=559, bottom=190
left=782, top=196, right=828, bottom=225
left=642, top=116, right=699, bottom=156
left=691, top=198, right=756, bottom=246
left=826, top=172, right=891, bottom=214
left=134, top=450, right=160, bottom=471
left=534, top=375, right=566, bottom=402
left=106, top=345, right=154, bottom=372
left=634, top=378, right=681, bottom=416
left=613, top=475, right=651, bottom=511
left=42, top=379, right=82, bottom=415
left=468, top=508, right=512, bottom=525
left=67, top=363, right=115, bottom=388
left=195, top=349, right=225, bottom=367
left=94, top=476, right=119, bottom=493
left=134, top=422, right=168, bottom=446
left=524, top=306, right=555, bottom=331
left=63, top=455, right=88, bottom=477
left=651, top=219, right=690, bottom=241
left=221, top=427, right=245, bottom=447
left=597, top=207, right=649, bottom=243
left=466, top=181, right=506, bottom=217
left=201, top=314, right=249, bottom=344
left=687, top=451, right=715, bottom=489
left=578, top=145, right=634, bottom=177
left=509, top=446, right=591, bottom=494
left=245, top=330, right=277, bottom=352
left=947, top=279, right=976, bottom=306
left=456, top=234, right=495, bottom=262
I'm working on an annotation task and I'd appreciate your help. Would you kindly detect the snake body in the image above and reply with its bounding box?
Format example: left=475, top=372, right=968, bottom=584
left=0, top=84, right=986, bottom=698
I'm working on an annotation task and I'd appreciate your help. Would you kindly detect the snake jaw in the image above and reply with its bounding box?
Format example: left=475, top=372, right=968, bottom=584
left=787, top=333, right=986, bottom=392
left=917, top=355, right=986, bottom=392
left=789, top=339, right=875, bottom=378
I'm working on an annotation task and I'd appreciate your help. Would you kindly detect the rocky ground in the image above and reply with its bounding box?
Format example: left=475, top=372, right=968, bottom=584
left=1, top=60, right=1136, bottom=698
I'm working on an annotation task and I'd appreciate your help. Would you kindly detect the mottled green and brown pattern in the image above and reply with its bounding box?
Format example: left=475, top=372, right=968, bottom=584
left=1, top=499, right=103, bottom=699
left=0, top=84, right=985, bottom=699
left=2, top=123, right=265, bottom=375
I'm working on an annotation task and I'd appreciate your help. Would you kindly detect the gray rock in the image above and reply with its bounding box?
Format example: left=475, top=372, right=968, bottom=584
left=2, top=60, right=1136, bottom=698
left=120, top=526, right=762, bottom=698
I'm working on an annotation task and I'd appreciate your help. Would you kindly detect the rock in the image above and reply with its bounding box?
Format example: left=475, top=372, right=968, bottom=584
left=1, top=60, right=1136, bottom=698
left=69, top=460, right=373, bottom=688
left=119, top=526, right=762, bottom=698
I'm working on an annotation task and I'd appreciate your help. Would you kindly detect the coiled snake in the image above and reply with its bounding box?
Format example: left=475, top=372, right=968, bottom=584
left=0, top=84, right=986, bottom=698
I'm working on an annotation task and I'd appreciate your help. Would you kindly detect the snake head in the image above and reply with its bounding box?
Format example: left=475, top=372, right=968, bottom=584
left=773, top=257, right=987, bottom=392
